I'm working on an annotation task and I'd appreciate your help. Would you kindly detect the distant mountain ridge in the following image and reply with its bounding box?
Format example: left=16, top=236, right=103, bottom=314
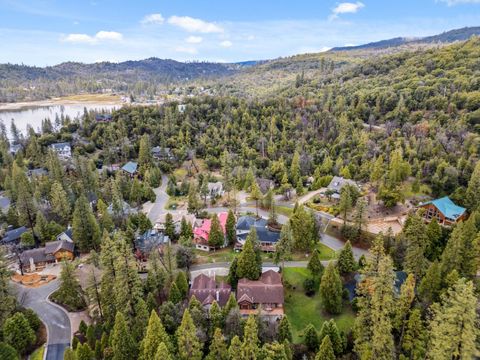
left=330, top=26, right=480, bottom=51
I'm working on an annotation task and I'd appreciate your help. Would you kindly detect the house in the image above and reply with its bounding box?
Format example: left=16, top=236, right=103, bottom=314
left=189, top=274, right=231, bottom=308
left=50, top=142, right=72, bottom=160
left=154, top=211, right=197, bottom=234
left=326, top=176, right=359, bottom=200
left=95, top=114, right=113, bottom=122
left=207, top=182, right=224, bottom=199
left=236, top=216, right=280, bottom=252
left=151, top=146, right=175, bottom=162
left=237, top=270, right=284, bottom=319
left=418, top=196, right=467, bottom=226
left=193, top=212, right=228, bottom=251
left=1, top=226, right=28, bottom=246
left=9, top=144, right=22, bottom=156
left=256, top=178, right=275, bottom=194
left=178, top=104, right=187, bottom=113
left=19, top=239, right=75, bottom=273
left=56, top=228, right=74, bottom=243
left=135, top=229, right=170, bottom=256
left=27, top=168, right=48, bottom=178
left=107, top=200, right=137, bottom=218
left=346, top=271, right=407, bottom=301
left=121, top=161, right=138, bottom=177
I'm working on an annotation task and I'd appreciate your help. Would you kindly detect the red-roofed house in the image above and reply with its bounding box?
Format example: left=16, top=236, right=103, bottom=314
left=193, top=212, right=228, bottom=251
left=236, top=270, right=284, bottom=319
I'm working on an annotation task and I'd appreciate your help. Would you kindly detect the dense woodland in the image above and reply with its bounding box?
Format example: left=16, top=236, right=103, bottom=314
left=0, top=37, right=479, bottom=359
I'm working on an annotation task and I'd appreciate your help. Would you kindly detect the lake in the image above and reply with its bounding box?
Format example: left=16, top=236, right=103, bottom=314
left=0, top=103, right=118, bottom=136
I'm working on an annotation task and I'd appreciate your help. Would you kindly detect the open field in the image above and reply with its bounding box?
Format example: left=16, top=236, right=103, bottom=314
left=283, top=267, right=355, bottom=343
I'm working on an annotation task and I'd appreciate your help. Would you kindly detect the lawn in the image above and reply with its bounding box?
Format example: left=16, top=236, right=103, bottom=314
left=283, top=267, right=356, bottom=343
left=30, top=346, right=45, bottom=360
left=275, top=205, right=294, bottom=217
left=288, top=243, right=337, bottom=261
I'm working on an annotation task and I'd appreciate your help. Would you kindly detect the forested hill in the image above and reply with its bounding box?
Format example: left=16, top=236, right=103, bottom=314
left=0, top=58, right=239, bottom=102
left=330, top=26, right=480, bottom=51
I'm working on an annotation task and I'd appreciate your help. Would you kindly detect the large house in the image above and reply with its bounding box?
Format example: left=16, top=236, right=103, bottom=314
left=154, top=211, right=196, bottom=234
left=193, top=212, right=228, bottom=251
left=19, top=239, right=75, bottom=273
left=237, top=270, right=284, bottom=319
left=418, top=196, right=467, bottom=226
left=50, top=142, right=72, bottom=160
left=189, top=274, right=231, bottom=308
left=327, top=176, right=359, bottom=200
left=1, top=226, right=28, bottom=246
left=121, top=161, right=138, bottom=177
left=236, top=216, right=280, bottom=252
left=135, top=229, right=170, bottom=258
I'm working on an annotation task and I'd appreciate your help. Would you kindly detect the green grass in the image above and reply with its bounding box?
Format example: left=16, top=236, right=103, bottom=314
left=30, top=346, right=45, bottom=360
left=283, top=267, right=355, bottom=343
left=275, top=205, right=294, bottom=217
left=288, top=243, right=337, bottom=261
left=194, top=248, right=237, bottom=263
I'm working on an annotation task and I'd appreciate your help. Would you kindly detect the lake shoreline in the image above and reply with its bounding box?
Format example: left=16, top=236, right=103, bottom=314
left=0, top=95, right=124, bottom=112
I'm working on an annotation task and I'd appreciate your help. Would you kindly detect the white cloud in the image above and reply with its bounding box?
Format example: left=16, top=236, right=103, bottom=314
left=330, top=2, right=365, bottom=19
left=186, top=36, right=203, bottom=44
left=437, top=0, right=480, bottom=5
left=141, top=13, right=164, bottom=25
left=220, top=40, right=233, bottom=48
left=168, top=16, right=223, bottom=33
left=174, top=46, right=198, bottom=54
left=63, top=31, right=123, bottom=44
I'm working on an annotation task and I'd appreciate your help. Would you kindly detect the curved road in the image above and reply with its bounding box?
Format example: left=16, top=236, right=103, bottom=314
left=14, top=280, right=70, bottom=360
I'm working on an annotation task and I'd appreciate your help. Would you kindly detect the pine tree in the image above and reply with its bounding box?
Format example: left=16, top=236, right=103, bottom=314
left=393, top=273, right=415, bottom=333
left=307, top=249, right=324, bottom=277
left=318, top=319, right=343, bottom=355
left=226, top=209, right=237, bottom=246
left=401, top=309, right=427, bottom=360
left=97, top=198, right=114, bottom=233
left=290, top=206, right=316, bottom=251
left=138, top=134, right=152, bottom=174
left=418, top=261, right=442, bottom=304
left=319, top=262, right=343, bottom=314
left=2, top=312, right=35, bottom=355
left=140, top=310, right=172, bottom=360
left=13, top=165, right=37, bottom=245
left=337, top=240, right=355, bottom=274
left=274, top=222, right=293, bottom=268
left=0, top=248, right=15, bottom=327
left=209, top=301, right=223, bottom=331
left=428, top=278, right=477, bottom=359
left=154, top=342, right=172, bottom=360
left=50, top=181, right=70, bottom=223
left=111, top=312, right=137, bottom=360
left=180, top=217, right=194, bottom=241
left=403, top=213, right=428, bottom=279
left=465, top=160, right=480, bottom=211
left=236, top=232, right=261, bottom=280
left=250, top=181, right=262, bottom=217
left=72, top=194, right=100, bottom=252
left=303, top=324, right=319, bottom=352
left=425, top=218, right=443, bottom=261
left=206, top=328, right=228, bottom=360
left=241, top=315, right=259, bottom=359
left=290, top=150, right=301, bottom=185
left=228, top=336, right=242, bottom=360
left=209, top=214, right=225, bottom=249
left=278, top=315, right=293, bottom=343
left=176, top=309, right=203, bottom=360
left=76, top=343, right=94, bottom=360
left=133, top=299, right=149, bottom=341
left=168, top=282, right=181, bottom=304
left=261, top=342, right=288, bottom=360
left=315, top=335, right=335, bottom=360
left=187, top=182, right=200, bottom=214
left=51, top=261, right=86, bottom=311
left=176, top=271, right=189, bottom=300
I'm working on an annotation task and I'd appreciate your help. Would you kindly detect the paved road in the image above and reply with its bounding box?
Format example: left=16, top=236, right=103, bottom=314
left=14, top=280, right=71, bottom=360
left=145, top=175, right=170, bottom=222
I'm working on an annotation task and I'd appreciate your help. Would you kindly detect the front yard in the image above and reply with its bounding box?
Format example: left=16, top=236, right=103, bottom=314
left=283, top=267, right=355, bottom=343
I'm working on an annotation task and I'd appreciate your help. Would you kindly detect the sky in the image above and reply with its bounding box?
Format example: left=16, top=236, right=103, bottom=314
left=1, top=0, right=480, bottom=66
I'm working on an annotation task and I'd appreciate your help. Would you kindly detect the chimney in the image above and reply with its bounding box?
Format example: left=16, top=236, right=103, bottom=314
left=216, top=290, right=220, bottom=302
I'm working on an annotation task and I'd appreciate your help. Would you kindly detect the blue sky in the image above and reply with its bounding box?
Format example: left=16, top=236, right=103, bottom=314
left=1, top=0, right=480, bottom=65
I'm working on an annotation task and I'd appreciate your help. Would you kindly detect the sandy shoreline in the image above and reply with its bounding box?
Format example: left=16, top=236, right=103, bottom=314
left=0, top=96, right=123, bottom=111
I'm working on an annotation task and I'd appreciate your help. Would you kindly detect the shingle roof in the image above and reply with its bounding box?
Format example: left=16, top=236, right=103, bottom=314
left=44, top=240, right=75, bottom=254
left=50, top=142, right=71, bottom=149
left=20, top=248, right=55, bottom=264
left=2, top=226, right=27, bottom=244
left=237, top=270, right=284, bottom=305
left=189, top=274, right=232, bottom=307
left=236, top=216, right=280, bottom=244
left=135, top=229, right=169, bottom=253
left=327, top=176, right=358, bottom=193
left=122, top=161, right=138, bottom=174
left=420, top=196, right=466, bottom=220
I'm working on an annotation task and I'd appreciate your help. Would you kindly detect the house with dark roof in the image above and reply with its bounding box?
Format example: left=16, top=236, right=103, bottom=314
left=19, top=240, right=75, bottom=273
left=189, top=274, right=231, bottom=308
left=1, top=226, right=28, bottom=245
left=121, top=161, right=138, bottom=177
left=418, top=196, right=467, bottom=226
left=49, top=142, right=72, bottom=160
left=236, top=216, right=281, bottom=252
left=236, top=270, right=284, bottom=319
left=95, top=114, right=113, bottom=122
left=56, top=228, right=74, bottom=243
left=151, top=146, right=175, bottom=161
left=135, top=229, right=170, bottom=259
left=326, top=176, right=359, bottom=200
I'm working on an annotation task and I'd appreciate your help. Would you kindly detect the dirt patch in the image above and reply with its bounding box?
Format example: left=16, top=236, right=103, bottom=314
left=11, top=273, right=56, bottom=287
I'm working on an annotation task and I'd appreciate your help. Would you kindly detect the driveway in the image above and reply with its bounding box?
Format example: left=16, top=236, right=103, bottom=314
left=13, top=280, right=71, bottom=360
left=144, top=174, right=170, bottom=222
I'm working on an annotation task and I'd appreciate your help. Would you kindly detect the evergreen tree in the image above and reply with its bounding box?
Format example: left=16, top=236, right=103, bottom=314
left=278, top=315, right=293, bottom=343
left=168, top=282, right=182, bottom=304
left=226, top=209, right=237, bottom=246
left=465, top=160, right=480, bottom=211
left=154, top=342, right=172, bottom=360
left=2, top=312, right=35, bottom=355
left=180, top=217, right=194, bottom=241
left=72, top=195, right=101, bottom=252
left=337, top=240, right=355, bottom=275
left=307, top=249, right=324, bottom=277
left=318, top=319, right=343, bottom=355
left=315, top=335, right=335, bottom=360
left=401, top=309, right=427, bottom=360
left=290, top=206, right=316, bottom=251
left=425, top=218, right=443, bottom=261
left=176, top=271, right=189, bottom=300
left=111, top=312, right=137, bottom=360
left=0, top=248, right=15, bottom=327
left=140, top=310, right=172, bottom=360
left=209, top=301, right=223, bottom=331
left=0, top=342, right=18, bottom=360
left=76, top=343, right=94, bottom=360
left=393, top=274, right=415, bottom=333
left=261, top=342, right=288, bottom=360
left=250, top=181, right=262, bottom=217
left=206, top=328, right=228, bottom=360
left=303, top=324, right=319, bottom=352
left=97, top=198, right=114, bottom=233
left=418, top=261, right=442, bottom=304
left=138, top=134, right=152, bottom=174
left=51, top=261, right=86, bottom=311
left=13, top=166, right=37, bottom=245
left=236, top=232, right=261, bottom=280
left=228, top=336, right=242, bottom=360
left=164, top=213, right=176, bottom=241
left=176, top=309, right=203, bottom=360
left=274, top=222, right=293, bottom=268
left=209, top=214, right=225, bottom=249
left=403, top=213, right=428, bottom=279
left=187, top=182, right=200, bottom=214
left=241, top=315, right=259, bottom=360
left=319, top=262, right=343, bottom=314
left=50, top=181, right=70, bottom=223
left=428, top=278, right=477, bottom=359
